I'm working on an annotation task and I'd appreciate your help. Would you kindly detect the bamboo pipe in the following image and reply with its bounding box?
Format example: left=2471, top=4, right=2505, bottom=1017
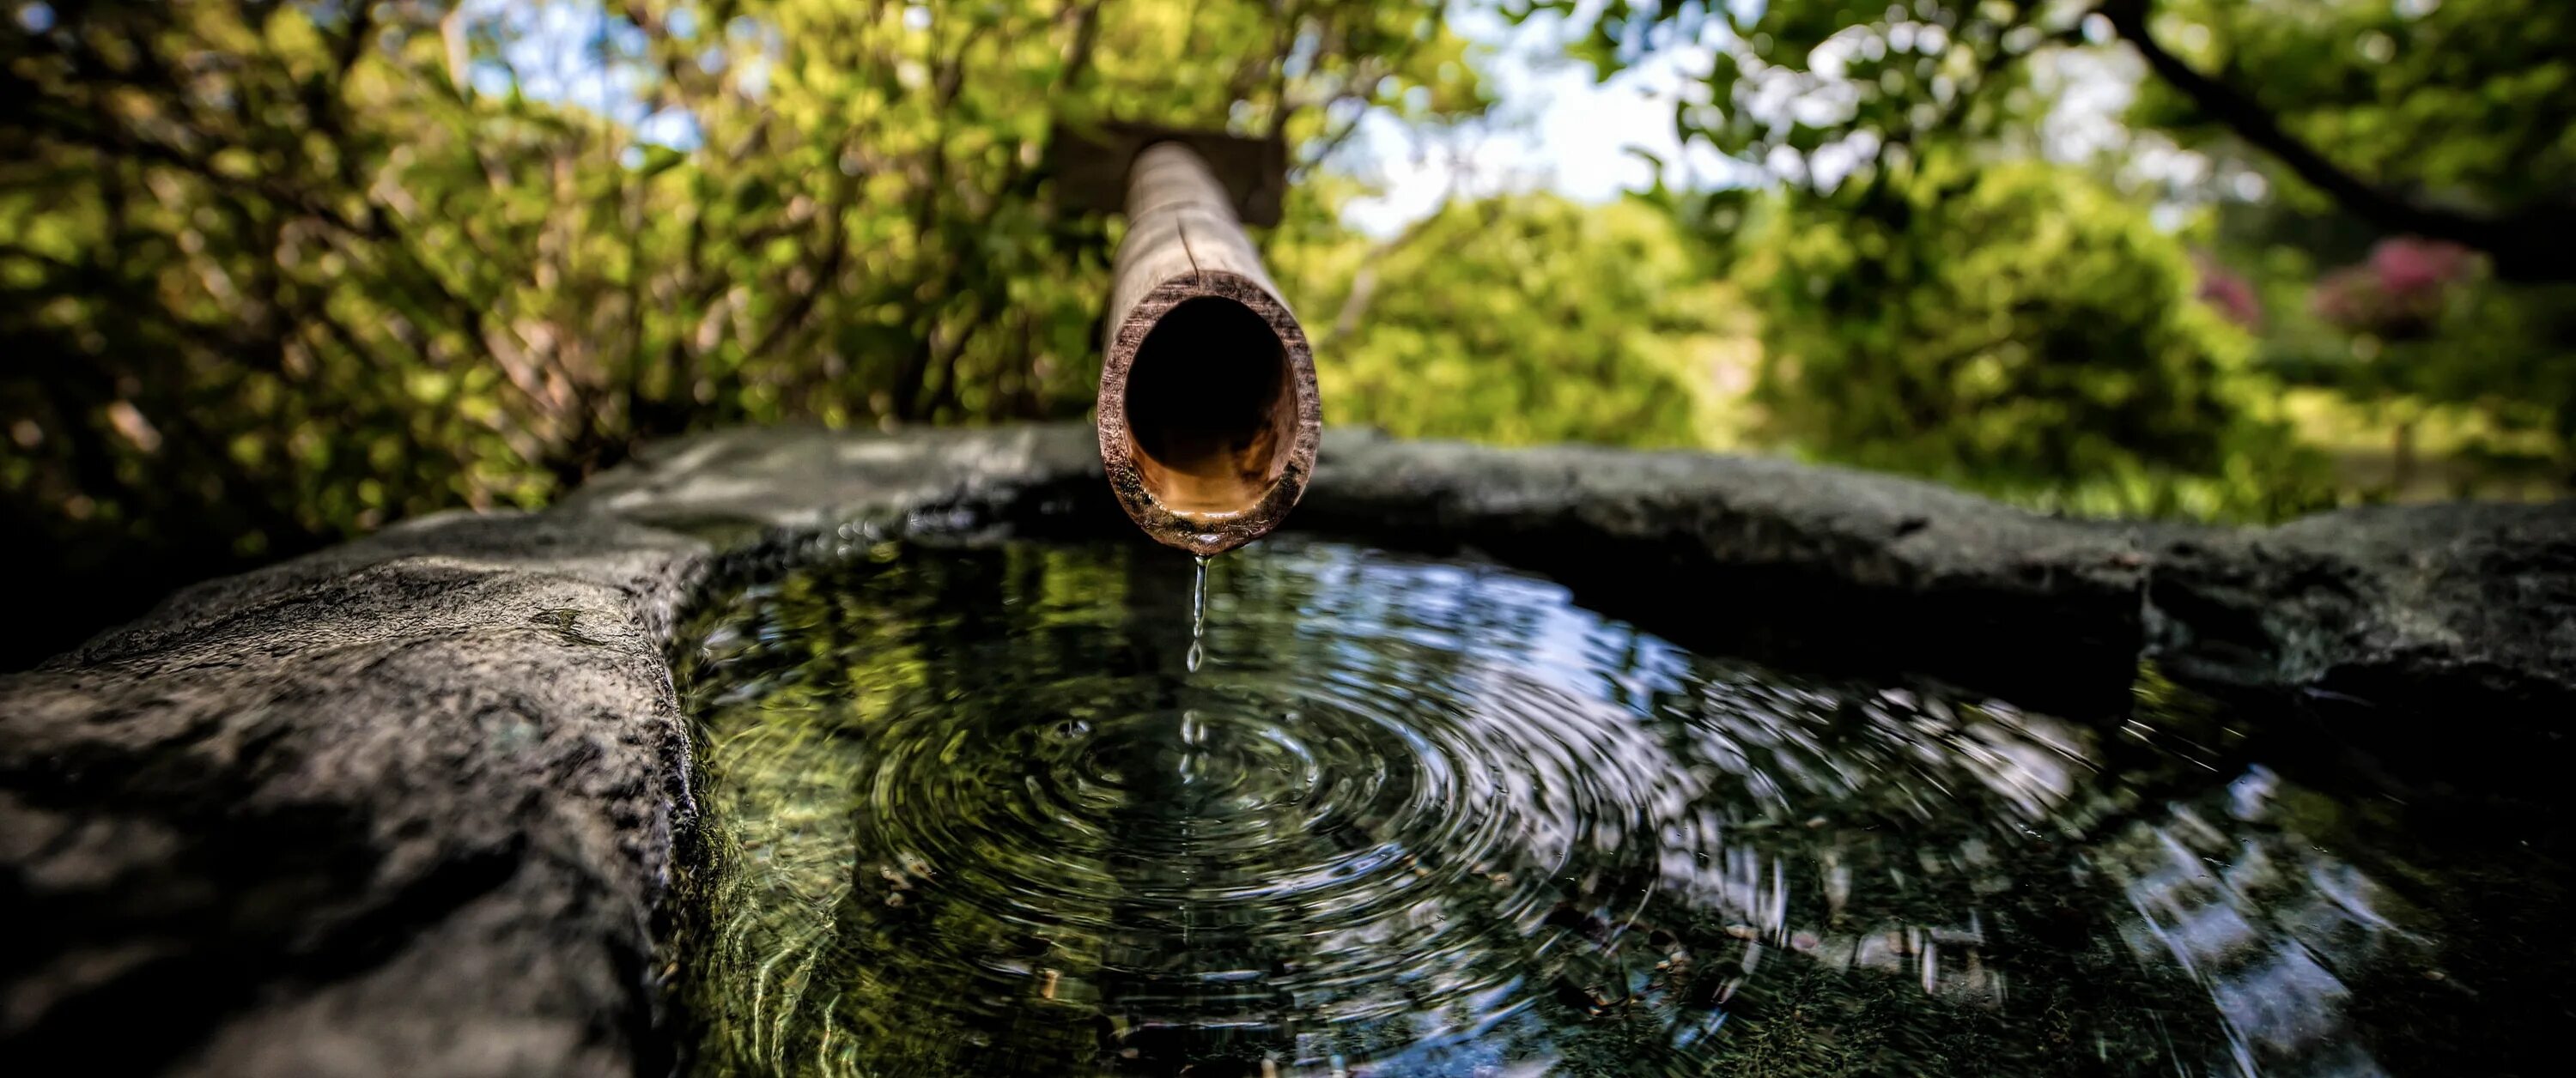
left=1097, top=142, right=1321, bottom=556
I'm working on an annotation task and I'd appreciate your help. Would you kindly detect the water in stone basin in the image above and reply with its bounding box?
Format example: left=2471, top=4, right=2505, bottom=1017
left=670, top=537, right=2565, bottom=1077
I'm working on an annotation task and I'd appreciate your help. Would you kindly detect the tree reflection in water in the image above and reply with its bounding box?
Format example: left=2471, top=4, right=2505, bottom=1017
left=670, top=538, right=2559, bottom=1077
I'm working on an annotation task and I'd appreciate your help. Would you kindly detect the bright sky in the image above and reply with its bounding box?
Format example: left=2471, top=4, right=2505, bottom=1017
left=458, top=0, right=2180, bottom=237
left=1332, top=2, right=1754, bottom=236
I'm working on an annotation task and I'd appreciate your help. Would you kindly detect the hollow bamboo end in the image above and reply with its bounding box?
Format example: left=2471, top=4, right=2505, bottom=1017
left=1097, top=273, right=1321, bottom=556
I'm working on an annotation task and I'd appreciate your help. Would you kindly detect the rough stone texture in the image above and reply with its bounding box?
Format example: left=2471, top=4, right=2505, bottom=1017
left=1, top=512, right=708, bottom=1077
left=3, top=421, right=2567, bottom=1076
left=2145, top=500, right=2576, bottom=761
left=561, top=423, right=1103, bottom=536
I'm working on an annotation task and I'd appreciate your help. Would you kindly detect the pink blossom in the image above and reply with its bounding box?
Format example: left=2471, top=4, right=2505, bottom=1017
left=2193, top=257, right=2264, bottom=329
left=2312, top=236, right=2479, bottom=339
left=2368, top=236, right=2474, bottom=298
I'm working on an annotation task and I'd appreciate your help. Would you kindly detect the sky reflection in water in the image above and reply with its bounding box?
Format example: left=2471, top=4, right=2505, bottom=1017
left=672, top=538, right=2556, bottom=1078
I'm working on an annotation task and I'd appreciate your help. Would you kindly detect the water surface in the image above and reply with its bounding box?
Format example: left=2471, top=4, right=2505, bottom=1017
left=671, top=538, right=2563, bottom=1077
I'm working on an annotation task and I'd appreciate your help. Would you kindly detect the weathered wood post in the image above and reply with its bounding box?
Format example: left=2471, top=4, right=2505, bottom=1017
left=1094, top=141, right=1321, bottom=556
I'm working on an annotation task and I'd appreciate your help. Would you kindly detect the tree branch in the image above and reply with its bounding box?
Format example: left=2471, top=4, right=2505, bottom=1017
left=2099, top=0, right=2574, bottom=282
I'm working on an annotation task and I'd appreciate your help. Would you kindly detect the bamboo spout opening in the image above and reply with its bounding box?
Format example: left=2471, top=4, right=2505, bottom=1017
left=1120, top=296, right=1298, bottom=518
left=1095, top=139, right=1319, bottom=556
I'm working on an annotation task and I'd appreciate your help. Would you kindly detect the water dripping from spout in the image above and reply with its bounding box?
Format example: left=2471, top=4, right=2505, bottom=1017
left=1187, top=554, right=1210, bottom=673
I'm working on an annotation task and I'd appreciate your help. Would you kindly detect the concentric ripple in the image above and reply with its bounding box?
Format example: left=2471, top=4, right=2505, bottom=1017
left=673, top=538, right=2564, bottom=1078
left=715, top=548, right=1677, bottom=1036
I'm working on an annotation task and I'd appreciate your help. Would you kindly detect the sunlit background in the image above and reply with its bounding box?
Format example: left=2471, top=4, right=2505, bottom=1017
left=4, top=0, right=2570, bottom=665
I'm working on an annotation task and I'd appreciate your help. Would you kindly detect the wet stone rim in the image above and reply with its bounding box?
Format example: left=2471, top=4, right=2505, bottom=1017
left=2, top=423, right=2568, bottom=1077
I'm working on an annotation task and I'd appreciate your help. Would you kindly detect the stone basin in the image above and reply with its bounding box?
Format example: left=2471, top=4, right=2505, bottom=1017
left=3, top=424, right=2567, bottom=1075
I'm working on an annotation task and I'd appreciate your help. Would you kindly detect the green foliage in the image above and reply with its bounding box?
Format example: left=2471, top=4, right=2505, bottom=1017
left=1273, top=191, right=1737, bottom=448
left=2129, top=0, right=2576, bottom=219
left=0, top=0, right=1493, bottom=645
left=1543, top=0, right=2568, bottom=508
left=6, top=0, right=2566, bottom=667
left=2129, top=0, right=2576, bottom=482
left=1528, top=0, right=2350, bottom=515
left=1553, top=0, right=2575, bottom=245
left=1739, top=159, right=2324, bottom=518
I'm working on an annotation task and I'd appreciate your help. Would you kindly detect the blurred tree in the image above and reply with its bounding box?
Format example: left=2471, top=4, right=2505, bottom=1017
left=9, top=0, right=2553, bottom=668
left=1735, top=157, right=2318, bottom=518
left=2125, top=0, right=2576, bottom=486
left=1271, top=191, right=1738, bottom=448
left=0, top=0, right=1489, bottom=663
left=1539, top=0, right=2565, bottom=506
left=2113, top=0, right=2576, bottom=282
left=1551, top=0, right=2575, bottom=282
left=2258, top=232, right=2576, bottom=494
